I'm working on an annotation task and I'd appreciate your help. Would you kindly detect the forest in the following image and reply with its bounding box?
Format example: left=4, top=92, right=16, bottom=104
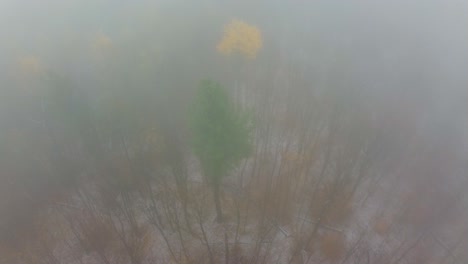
left=1, top=0, right=468, bottom=263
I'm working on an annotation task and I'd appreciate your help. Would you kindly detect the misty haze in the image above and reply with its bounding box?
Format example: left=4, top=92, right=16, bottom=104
left=1, top=0, right=468, bottom=263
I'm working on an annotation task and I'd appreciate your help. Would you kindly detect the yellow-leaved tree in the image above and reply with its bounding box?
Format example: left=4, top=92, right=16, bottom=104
left=17, top=56, right=44, bottom=76
left=92, top=32, right=113, bottom=52
left=217, top=19, right=262, bottom=59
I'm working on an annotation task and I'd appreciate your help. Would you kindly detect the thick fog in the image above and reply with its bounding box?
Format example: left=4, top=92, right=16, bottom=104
left=1, top=1, right=467, bottom=263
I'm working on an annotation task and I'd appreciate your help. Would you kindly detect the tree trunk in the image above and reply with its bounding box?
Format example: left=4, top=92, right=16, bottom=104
left=213, top=182, right=224, bottom=222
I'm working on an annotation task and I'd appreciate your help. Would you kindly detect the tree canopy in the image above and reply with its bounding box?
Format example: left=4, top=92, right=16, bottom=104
left=190, top=80, right=251, bottom=184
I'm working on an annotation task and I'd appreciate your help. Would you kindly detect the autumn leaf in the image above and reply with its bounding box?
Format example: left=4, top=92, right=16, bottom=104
left=217, top=19, right=262, bottom=59
left=91, top=32, right=113, bottom=52
left=16, top=55, right=44, bottom=76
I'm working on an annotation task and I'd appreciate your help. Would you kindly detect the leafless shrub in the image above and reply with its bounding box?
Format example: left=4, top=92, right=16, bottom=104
left=319, top=232, right=346, bottom=263
left=309, top=181, right=353, bottom=226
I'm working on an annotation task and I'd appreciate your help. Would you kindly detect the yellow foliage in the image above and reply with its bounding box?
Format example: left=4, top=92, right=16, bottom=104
left=92, top=32, right=113, bottom=52
left=17, top=55, right=44, bottom=76
left=217, top=19, right=262, bottom=59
